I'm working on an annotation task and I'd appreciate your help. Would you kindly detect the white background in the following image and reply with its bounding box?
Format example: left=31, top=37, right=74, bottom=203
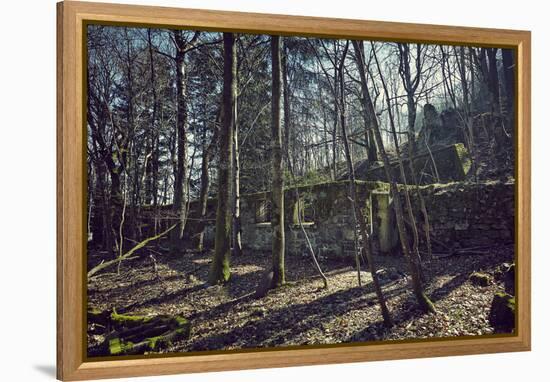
left=0, top=0, right=547, bottom=381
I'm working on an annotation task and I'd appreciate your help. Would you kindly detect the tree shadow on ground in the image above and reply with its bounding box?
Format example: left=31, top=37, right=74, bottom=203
left=222, top=269, right=265, bottom=299
left=118, top=283, right=206, bottom=313
left=103, top=274, right=184, bottom=295
left=428, top=273, right=470, bottom=303
left=342, top=272, right=473, bottom=344
left=187, top=281, right=404, bottom=351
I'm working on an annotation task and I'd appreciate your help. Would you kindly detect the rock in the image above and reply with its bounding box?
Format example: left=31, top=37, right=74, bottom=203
left=495, top=262, right=515, bottom=295
left=469, top=272, right=491, bottom=287
left=489, top=292, right=515, bottom=332
left=254, top=271, right=274, bottom=299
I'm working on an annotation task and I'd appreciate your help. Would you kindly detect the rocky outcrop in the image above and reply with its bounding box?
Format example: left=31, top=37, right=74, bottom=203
left=488, top=292, right=515, bottom=332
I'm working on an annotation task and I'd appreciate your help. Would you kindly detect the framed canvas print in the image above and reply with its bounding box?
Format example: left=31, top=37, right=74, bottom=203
left=57, top=1, right=531, bottom=380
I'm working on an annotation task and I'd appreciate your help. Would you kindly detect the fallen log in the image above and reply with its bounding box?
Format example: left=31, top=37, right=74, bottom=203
left=87, top=223, right=177, bottom=278
left=90, top=309, right=191, bottom=355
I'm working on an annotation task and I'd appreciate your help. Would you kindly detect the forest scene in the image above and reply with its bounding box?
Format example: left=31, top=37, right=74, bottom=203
left=86, top=24, right=516, bottom=357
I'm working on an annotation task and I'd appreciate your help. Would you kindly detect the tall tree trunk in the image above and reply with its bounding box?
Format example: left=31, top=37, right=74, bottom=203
left=344, top=41, right=393, bottom=326
left=357, top=40, right=435, bottom=313
left=209, top=33, right=236, bottom=285
left=197, top=109, right=221, bottom=251
left=270, top=35, right=285, bottom=287
left=486, top=48, right=507, bottom=148
left=375, top=43, right=433, bottom=266
left=282, top=39, right=291, bottom=162
left=486, top=48, right=501, bottom=112
left=146, top=29, right=159, bottom=207
left=457, top=46, right=477, bottom=183
left=232, top=95, right=243, bottom=257
left=501, top=48, right=515, bottom=131
left=331, top=66, right=339, bottom=180
left=354, top=41, right=378, bottom=163
left=171, top=31, right=189, bottom=248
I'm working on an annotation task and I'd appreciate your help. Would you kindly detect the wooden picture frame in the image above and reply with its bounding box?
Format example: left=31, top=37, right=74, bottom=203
left=57, top=1, right=531, bottom=380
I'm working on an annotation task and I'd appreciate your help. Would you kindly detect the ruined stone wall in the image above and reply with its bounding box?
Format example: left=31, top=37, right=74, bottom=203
left=139, top=179, right=514, bottom=259
left=194, top=181, right=390, bottom=259
left=409, top=181, right=515, bottom=250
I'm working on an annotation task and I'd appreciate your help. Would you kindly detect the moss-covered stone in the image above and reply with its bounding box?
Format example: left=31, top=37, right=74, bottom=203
left=495, top=262, right=515, bottom=295
left=469, top=272, right=492, bottom=287
left=489, top=292, right=515, bottom=332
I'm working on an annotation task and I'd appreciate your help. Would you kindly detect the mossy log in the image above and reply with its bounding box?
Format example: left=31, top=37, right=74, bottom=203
left=93, top=310, right=191, bottom=355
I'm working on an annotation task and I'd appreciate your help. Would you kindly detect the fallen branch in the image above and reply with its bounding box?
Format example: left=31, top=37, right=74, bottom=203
left=88, top=224, right=177, bottom=278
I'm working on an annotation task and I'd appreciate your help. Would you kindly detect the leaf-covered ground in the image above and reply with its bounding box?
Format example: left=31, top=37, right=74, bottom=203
left=87, top=244, right=514, bottom=356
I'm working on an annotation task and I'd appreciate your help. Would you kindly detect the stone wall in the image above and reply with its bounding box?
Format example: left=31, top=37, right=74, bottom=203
left=228, top=179, right=515, bottom=256
left=192, top=181, right=391, bottom=259
left=413, top=181, right=515, bottom=249
left=139, top=179, right=514, bottom=259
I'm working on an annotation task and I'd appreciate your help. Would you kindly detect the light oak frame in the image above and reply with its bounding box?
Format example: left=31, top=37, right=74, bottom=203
left=57, top=1, right=531, bottom=380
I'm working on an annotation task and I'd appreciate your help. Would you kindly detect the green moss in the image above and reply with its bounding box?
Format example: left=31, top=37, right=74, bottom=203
left=109, top=338, right=134, bottom=355
left=173, top=316, right=188, bottom=327
left=454, top=143, right=472, bottom=176
left=495, top=292, right=515, bottom=309
left=111, top=310, right=153, bottom=327
left=146, top=335, right=167, bottom=351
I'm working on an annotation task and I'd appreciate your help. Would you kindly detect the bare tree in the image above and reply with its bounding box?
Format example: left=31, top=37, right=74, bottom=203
left=166, top=30, right=201, bottom=247
left=209, top=32, right=236, bottom=284
left=270, top=35, right=286, bottom=287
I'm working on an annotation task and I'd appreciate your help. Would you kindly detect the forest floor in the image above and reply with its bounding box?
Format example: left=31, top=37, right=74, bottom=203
left=87, top=244, right=514, bottom=356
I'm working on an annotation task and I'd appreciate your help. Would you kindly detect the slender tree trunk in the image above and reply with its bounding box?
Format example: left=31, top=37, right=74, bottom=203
left=209, top=33, right=236, bottom=285
left=282, top=40, right=291, bottom=161
left=331, top=66, right=339, bottom=180
left=171, top=31, right=189, bottom=248
left=357, top=41, right=435, bottom=313
left=146, top=29, right=158, bottom=206
left=501, top=48, right=515, bottom=131
left=457, top=47, right=478, bottom=183
left=486, top=48, right=507, bottom=148
left=232, top=96, right=243, bottom=257
left=486, top=48, right=501, bottom=113
left=270, top=35, right=285, bottom=287
left=354, top=41, right=378, bottom=163
left=197, top=122, right=211, bottom=251
left=376, top=44, right=433, bottom=266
